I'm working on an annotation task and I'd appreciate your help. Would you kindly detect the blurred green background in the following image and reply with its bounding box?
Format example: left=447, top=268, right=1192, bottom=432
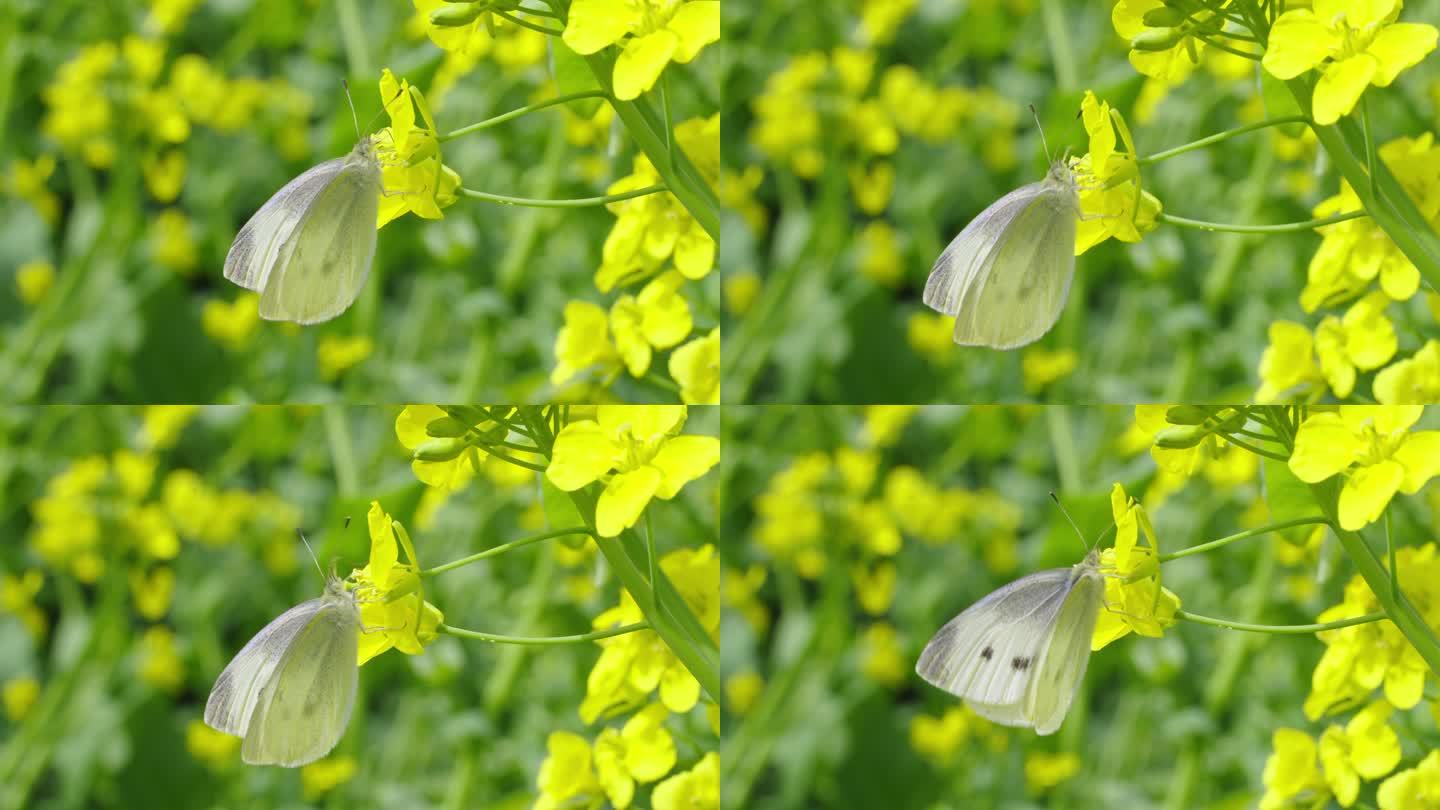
left=718, top=405, right=1440, bottom=809
left=0, top=404, right=719, bottom=808
left=720, top=0, right=1440, bottom=403
left=0, top=1, right=718, bottom=403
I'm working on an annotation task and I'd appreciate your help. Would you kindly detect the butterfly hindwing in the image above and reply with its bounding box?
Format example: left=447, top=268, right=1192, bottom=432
left=204, top=597, right=328, bottom=737
left=1026, top=568, right=1103, bottom=734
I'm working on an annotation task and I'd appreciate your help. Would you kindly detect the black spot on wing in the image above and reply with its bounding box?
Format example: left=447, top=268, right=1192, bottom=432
left=1011, top=656, right=1031, bottom=671
left=981, top=646, right=993, bottom=660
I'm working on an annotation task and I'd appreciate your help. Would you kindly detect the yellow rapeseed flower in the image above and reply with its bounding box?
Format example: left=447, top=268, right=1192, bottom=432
left=1288, top=407, right=1440, bottom=530
left=15, top=260, right=55, bottom=305
left=652, top=752, right=718, bottom=810
left=668, top=328, right=719, bottom=405
left=349, top=502, right=444, bottom=665
left=562, top=0, right=719, bottom=100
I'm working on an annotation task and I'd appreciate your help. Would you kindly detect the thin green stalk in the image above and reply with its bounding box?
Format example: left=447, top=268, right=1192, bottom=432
left=579, top=50, right=719, bottom=239
left=1287, top=77, right=1440, bottom=288
left=491, top=8, right=562, bottom=35
left=1158, top=209, right=1368, bottom=234
left=334, top=0, right=371, bottom=77
left=1175, top=609, right=1386, bottom=634
left=421, top=526, right=594, bottom=576
left=323, top=406, right=359, bottom=496
left=1140, top=115, right=1310, bottom=165
left=1308, top=476, right=1440, bottom=676
left=1160, top=516, right=1330, bottom=562
left=1039, top=0, right=1077, bottom=90
left=1216, top=434, right=1291, bottom=461
left=438, top=90, right=610, bottom=141
left=458, top=183, right=666, bottom=208
left=566, top=486, right=719, bottom=699
left=438, top=620, right=648, bottom=645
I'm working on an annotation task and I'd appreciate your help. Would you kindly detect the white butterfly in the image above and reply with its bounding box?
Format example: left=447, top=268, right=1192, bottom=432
left=204, top=574, right=360, bottom=766
left=922, top=160, right=1080, bottom=350
left=223, top=137, right=382, bottom=324
left=915, top=548, right=1102, bottom=735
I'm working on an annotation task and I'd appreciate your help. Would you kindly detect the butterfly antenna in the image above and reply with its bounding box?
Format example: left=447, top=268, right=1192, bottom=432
left=1049, top=492, right=1090, bottom=552
left=296, top=529, right=327, bottom=580
left=1029, top=103, right=1052, bottom=164
left=342, top=79, right=362, bottom=140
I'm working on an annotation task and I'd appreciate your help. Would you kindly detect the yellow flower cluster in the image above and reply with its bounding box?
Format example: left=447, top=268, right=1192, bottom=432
left=561, top=0, right=719, bottom=100
left=347, top=502, right=444, bottom=666
left=375, top=69, right=462, bottom=228
left=1261, top=702, right=1403, bottom=809
left=1306, top=543, right=1440, bottom=718
left=1070, top=92, right=1162, bottom=255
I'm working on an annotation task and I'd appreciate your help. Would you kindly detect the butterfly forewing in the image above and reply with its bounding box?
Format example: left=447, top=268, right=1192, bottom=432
left=204, top=597, right=328, bottom=736
left=924, top=182, right=1046, bottom=317
left=1026, top=569, right=1103, bottom=735
left=241, top=591, right=360, bottom=766
left=258, top=157, right=381, bottom=324
left=224, top=158, right=348, bottom=294
left=916, top=568, right=1074, bottom=711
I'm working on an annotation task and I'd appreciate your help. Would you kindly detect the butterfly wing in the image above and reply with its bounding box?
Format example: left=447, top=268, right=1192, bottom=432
left=240, top=593, right=360, bottom=766
left=257, top=156, right=381, bottom=324
left=924, top=181, right=1048, bottom=318
left=204, top=597, right=328, bottom=737
left=951, top=183, right=1078, bottom=349
left=224, top=158, right=347, bottom=294
left=916, top=568, right=1074, bottom=721
left=1026, top=568, right=1103, bottom=735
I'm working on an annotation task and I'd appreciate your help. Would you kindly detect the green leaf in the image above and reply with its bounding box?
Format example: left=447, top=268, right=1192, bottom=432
left=1263, top=456, right=1315, bottom=545
left=550, top=40, right=605, bottom=117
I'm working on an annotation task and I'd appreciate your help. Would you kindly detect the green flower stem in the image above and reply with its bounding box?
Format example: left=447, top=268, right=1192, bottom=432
left=1175, top=609, right=1386, bottom=634
left=491, top=8, right=563, bottom=35
left=1138, top=115, right=1310, bottom=165
left=566, top=486, right=719, bottom=700
left=1159, top=516, right=1330, bottom=562
left=1215, top=433, right=1290, bottom=461
left=1286, top=77, right=1440, bottom=289
left=438, top=620, right=648, bottom=645
left=457, top=183, right=666, bottom=208
left=1306, top=475, right=1440, bottom=677
left=420, top=526, right=594, bottom=577
left=1157, top=209, right=1368, bottom=234
left=578, top=50, right=720, bottom=240
left=1039, top=0, right=1077, bottom=90
left=438, top=90, right=610, bottom=142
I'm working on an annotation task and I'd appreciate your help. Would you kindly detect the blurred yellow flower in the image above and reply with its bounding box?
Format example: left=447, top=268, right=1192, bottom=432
left=1375, top=340, right=1440, bottom=403
left=723, top=271, right=761, bottom=316
left=669, top=328, right=720, bottom=405
left=553, top=300, right=624, bottom=387
left=317, top=335, right=375, bottom=381
left=141, top=150, right=186, bottom=202
left=147, top=0, right=203, bottom=34
left=594, top=703, right=677, bottom=808
left=910, top=706, right=970, bottom=767
left=1262, top=728, right=1330, bottom=809
left=141, top=405, right=199, bottom=450
left=546, top=406, right=719, bottom=538
left=857, top=221, right=902, bottom=286
left=562, top=0, right=719, bottom=100
left=1022, top=347, right=1078, bottom=393
left=202, top=294, right=261, bottom=351
left=139, top=626, right=184, bottom=692
left=152, top=209, right=198, bottom=273
left=349, top=502, right=443, bottom=665
left=536, top=731, right=604, bottom=810
left=1315, top=292, right=1398, bottom=398
left=652, top=752, right=718, bottom=810
left=907, top=312, right=955, bottom=364
left=612, top=272, right=694, bottom=378
left=859, top=622, right=906, bottom=688
left=1025, top=751, right=1081, bottom=793
left=301, top=755, right=358, bottom=801
left=2, top=677, right=40, bottom=722
left=5, top=156, right=61, bottom=223
left=723, top=564, right=769, bottom=636
left=15, top=260, right=55, bottom=306
left=129, top=566, right=175, bottom=621
left=185, top=719, right=239, bottom=769
left=851, top=560, right=896, bottom=615
left=1263, top=0, right=1438, bottom=125
left=859, top=0, right=918, bottom=44
left=1378, top=749, right=1440, bottom=810
left=598, top=115, right=718, bottom=290
left=724, top=671, right=764, bottom=715
left=1, top=570, right=47, bottom=639
left=849, top=163, right=894, bottom=216
left=582, top=546, right=718, bottom=720
left=863, top=405, right=918, bottom=447
left=1257, top=320, right=1326, bottom=402
left=1288, top=407, right=1440, bottom=530
left=1318, top=701, right=1402, bottom=806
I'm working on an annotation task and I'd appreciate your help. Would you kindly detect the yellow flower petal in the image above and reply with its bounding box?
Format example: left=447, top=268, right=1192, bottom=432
left=1338, top=459, right=1404, bottom=530
left=650, top=435, right=721, bottom=499
left=665, top=0, right=719, bottom=63
left=367, top=502, right=398, bottom=590
left=598, top=466, right=663, bottom=537
left=1366, top=22, right=1439, bottom=85
left=1393, top=432, right=1440, bottom=493
left=1263, top=10, right=1338, bottom=79
left=548, top=421, right=620, bottom=491
left=563, top=0, right=637, bottom=55
left=1290, top=413, right=1364, bottom=483
left=1314, top=54, right=1378, bottom=125
left=614, top=29, right=679, bottom=100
